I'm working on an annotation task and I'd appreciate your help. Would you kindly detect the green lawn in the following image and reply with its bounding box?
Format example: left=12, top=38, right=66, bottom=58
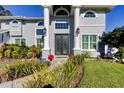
left=80, top=60, right=124, bottom=88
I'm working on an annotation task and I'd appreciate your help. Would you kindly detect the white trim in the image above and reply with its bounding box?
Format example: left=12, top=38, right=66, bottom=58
left=80, top=33, right=99, bottom=51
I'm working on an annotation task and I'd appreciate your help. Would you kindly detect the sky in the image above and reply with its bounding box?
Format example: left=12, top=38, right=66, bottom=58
left=3, top=5, right=124, bottom=32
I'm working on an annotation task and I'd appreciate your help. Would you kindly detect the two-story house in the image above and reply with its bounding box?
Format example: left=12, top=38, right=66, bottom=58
left=0, top=5, right=114, bottom=60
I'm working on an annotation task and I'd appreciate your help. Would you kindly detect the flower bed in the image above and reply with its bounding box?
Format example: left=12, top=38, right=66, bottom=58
left=22, top=54, right=85, bottom=88
left=0, top=60, right=47, bottom=84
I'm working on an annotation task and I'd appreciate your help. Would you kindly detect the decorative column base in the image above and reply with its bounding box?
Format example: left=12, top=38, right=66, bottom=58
left=42, top=48, right=51, bottom=60
left=73, top=48, right=81, bottom=55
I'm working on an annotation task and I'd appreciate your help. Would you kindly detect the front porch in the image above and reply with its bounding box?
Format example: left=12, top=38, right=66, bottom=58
left=42, top=5, right=82, bottom=60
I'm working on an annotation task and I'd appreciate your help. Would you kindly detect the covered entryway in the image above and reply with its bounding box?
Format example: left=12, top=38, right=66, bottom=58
left=55, top=34, right=69, bottom=55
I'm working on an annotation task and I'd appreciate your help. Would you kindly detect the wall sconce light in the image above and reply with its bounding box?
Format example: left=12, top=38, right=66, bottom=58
left=43, top=27, right=47, bottom=36
left=75, top=27, right=80, bottom=36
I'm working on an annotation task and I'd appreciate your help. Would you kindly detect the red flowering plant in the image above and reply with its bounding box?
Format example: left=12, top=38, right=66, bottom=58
left=48, top=54, right=55, bottom=64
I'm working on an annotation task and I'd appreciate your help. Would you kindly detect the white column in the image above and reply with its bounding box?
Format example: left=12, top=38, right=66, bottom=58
left=74, top=6, right=80, bottom=50
left=43, top=6, right=50, bottom=50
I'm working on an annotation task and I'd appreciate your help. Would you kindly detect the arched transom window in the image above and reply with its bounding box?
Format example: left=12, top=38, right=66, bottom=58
left=37, top=21, right=44, bottom=26
left=84, top=11, right=96, bottom=18
left=12, top=20, right=19, bottom=24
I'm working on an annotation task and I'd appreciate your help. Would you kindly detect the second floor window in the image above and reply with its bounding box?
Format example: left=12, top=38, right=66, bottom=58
left=37, top=21, right=44, bottom=26
left=12, top=20, right=19, bottom=24
left=84, top=11, right=96, bottom=18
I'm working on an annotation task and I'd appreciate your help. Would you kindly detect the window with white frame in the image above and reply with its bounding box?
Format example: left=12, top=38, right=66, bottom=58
left=82, top=35, right=97, bottom=50
left=12, top=20, right=18, bottom=24
left=84, top=11, right=96, bottom=18
left=15, top=38, right=26, bottom=46
left=37, top=38, right=43, bottom=48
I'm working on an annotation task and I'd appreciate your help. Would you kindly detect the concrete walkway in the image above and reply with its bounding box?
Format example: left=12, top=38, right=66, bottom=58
left=0, top=58, right=67, bottom=88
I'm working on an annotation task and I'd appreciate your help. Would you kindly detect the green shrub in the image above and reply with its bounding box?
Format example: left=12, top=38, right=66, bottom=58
left=114, top=47, right=124, bottom=62
left=23, top=55, right=84, bottom=88
left=82, top=51, right=91, bottom=58
left=0, top=44, right=41, bottom=59
left=0, top=53, right=3, bottom=59
left=27, top=45, right=42, bottom=58
left=6, top=45, right=12, bottom=51
left=36, top=47, right=42, bottom=57
left=13, top=46, right=20, bottom=52
left=4, top=49, right=11, bottom=58
left=23, top=62, right=80, bottom=88
left=68, top=54, right=85, bottom=65
left=27, top=51, right=33, bottom=58
left=19, top=46, right=29, bottom=58
left=29, top=45, right=37, bottom=58
left=0, top=47, right=4, bottom=53
left=11, top=51, right=19, bottom=58
left=0, top=61, right=46, bottom=82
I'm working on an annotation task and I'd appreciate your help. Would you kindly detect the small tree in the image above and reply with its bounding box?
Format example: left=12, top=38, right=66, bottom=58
left=102, top=27, right=124, bottom=48
left=0, top=5, right=12, bottom=16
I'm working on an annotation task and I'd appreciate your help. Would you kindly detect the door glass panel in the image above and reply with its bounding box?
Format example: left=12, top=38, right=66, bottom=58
left=55, top=35, right=62, bottom=55
left=62, top=35, right=69, bottom=54
left=55, top=34, right=69, bottom=55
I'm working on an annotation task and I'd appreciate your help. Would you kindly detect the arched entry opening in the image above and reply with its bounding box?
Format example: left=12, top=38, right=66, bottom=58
left=52, top=5, right=71, bottom=16
left=54, top=8, right=70, bottom=16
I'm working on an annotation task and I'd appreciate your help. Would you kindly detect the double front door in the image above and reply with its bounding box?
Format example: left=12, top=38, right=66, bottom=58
left=55, top=34, right=69, bottom=55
